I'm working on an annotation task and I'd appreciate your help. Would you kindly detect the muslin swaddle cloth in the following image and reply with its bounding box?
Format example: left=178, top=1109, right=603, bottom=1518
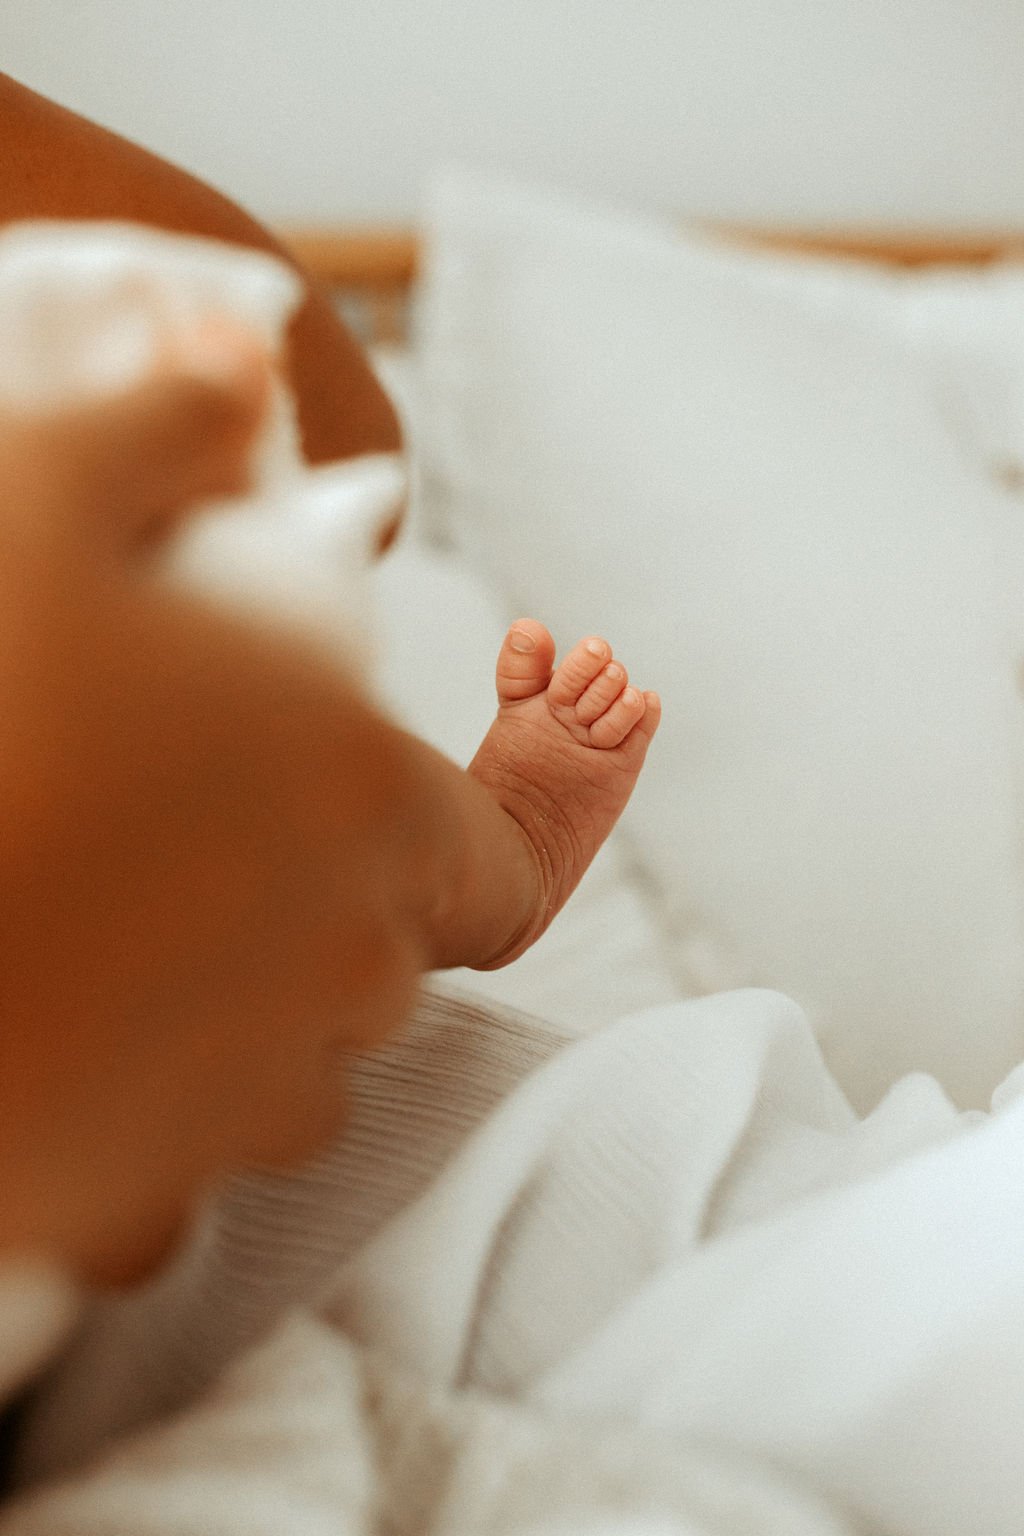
left=0, top=219, right=407, bottom=675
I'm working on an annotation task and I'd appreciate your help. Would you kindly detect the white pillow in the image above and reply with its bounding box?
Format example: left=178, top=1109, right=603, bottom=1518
left=415, top=170, right=1024, bottom=1110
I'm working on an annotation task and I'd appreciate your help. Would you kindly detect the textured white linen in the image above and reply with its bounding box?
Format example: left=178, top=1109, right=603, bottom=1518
left=6, top=985, right=1024, bottom=1535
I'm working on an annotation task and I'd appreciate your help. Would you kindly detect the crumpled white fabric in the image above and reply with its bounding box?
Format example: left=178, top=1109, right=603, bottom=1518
left=6, top=985, right=1024, bottom=1536
left=0, top=1311, right=852, bottom=1536
left=0, top=219, right=407, bottom=674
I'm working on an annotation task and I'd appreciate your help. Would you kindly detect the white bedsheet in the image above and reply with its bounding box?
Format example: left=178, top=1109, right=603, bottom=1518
left=7, top=986, right=1024, bottom=1534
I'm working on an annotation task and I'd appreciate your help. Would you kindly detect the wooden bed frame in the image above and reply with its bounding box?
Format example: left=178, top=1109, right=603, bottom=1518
left=278, top=224, right=1024, bottom=346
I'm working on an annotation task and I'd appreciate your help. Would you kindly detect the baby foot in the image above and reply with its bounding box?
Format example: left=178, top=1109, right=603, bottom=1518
left=468, top=618, right=661, bottom=966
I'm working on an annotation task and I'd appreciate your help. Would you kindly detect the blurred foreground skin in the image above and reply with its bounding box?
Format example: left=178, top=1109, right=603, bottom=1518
left=0, top=71, right=415, bottom=1280
left=0, top=332, right=405, bottom=1284
left=0, top=72, right=402, bottom=544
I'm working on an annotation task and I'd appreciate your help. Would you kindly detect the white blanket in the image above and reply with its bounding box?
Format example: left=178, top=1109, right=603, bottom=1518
left=6, top=984, right=1024, bottom=1535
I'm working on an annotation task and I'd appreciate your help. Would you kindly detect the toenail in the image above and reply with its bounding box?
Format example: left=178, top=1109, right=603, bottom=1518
left=623, top=686, right=639, bottom=706
left=509, top=628, right=536, bottom=653
left=586, top=639, right=607, bottom=657
left=606, top=663, right=623, bottom=680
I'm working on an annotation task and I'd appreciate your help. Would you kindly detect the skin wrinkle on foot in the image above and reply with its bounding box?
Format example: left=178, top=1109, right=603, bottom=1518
left=466, top=619, right=660, bottom=970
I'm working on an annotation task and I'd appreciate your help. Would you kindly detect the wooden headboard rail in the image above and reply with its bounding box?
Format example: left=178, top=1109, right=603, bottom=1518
left=713, top=226, right=1024, bottom=268
left=279, top=224, right=1024, bottom=345
left=281, top=229, right=419, bottom=344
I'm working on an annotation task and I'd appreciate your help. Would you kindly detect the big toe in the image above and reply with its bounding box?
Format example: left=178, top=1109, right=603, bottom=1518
left=495, top=619, right=557, bottom=703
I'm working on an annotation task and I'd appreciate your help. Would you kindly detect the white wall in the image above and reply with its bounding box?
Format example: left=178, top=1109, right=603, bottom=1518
left=4, top=0, right=1024, bottom=229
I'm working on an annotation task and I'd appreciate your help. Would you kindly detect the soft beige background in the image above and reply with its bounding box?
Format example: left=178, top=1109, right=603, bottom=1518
left=2, top=0, right=1023, bottom=227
